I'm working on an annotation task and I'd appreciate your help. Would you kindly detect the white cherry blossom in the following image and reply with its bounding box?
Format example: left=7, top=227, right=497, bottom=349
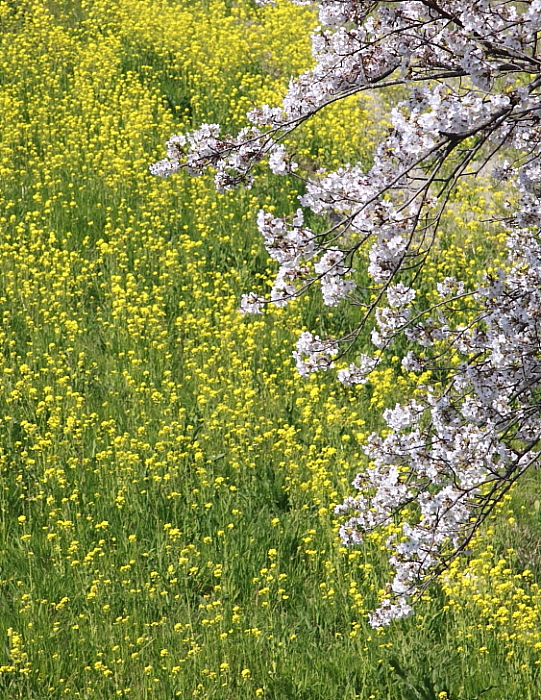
left=152, top=0, right=541, bottom=626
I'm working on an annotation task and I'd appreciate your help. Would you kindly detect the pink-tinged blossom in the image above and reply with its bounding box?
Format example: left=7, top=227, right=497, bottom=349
left=270, top=265, right=308, bottom=307
left=257, top=209, right=314, bottom=268
left=293, top=332, right=338, bottom=376
left=239, top=293, right=266, bottom=315
left=337, top=355, right=380, bottom=385
left=401, top=351, right=424, bottom=373
left=314, top=248, right=356, bottom=305
left=368, top=598, right=413, bottom=629
left=386, top=283, right=416, bottom=308
left=268, top=144, right=299, bottom=175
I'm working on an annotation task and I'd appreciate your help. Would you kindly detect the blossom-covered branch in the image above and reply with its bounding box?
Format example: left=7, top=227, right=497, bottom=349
left=151, top=0, right=541, bottom=626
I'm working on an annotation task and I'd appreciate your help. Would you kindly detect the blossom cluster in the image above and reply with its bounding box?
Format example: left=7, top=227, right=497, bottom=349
left=152, top=1, right=541, bottom=625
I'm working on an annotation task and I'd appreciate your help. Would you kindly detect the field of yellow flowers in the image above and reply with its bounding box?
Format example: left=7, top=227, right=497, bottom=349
left=1, top=0, right=541, bottom=698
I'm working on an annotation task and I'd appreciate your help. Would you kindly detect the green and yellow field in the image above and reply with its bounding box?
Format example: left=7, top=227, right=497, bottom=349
left=0, top=0, right=541, bottom=698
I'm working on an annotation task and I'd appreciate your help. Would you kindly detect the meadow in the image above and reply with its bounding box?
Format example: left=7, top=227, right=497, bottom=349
left=0, top=0, right=541, bottom=698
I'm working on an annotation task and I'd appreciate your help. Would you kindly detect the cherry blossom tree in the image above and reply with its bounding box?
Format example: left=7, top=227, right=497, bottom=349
left=151, top=1, right=541, bottom=626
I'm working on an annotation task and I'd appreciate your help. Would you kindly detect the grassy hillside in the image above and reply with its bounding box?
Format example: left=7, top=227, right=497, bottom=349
left=0, top=0, right=540, bottom=698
